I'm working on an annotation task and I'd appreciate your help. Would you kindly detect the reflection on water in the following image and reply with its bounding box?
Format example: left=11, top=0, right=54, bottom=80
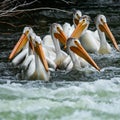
left=0, top=1, right=120, bottom=119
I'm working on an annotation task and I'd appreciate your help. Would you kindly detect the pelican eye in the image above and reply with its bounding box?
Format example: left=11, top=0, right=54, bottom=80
left=25, top=30, right=29, bottom=35
left=57, top=26, right=60, bottom=30
left=74, top=40, right=77, bottom=44
left=57, top=26, right=62, bottom=33
left=100, top=18, right=105, bottom=24
left=83, top=19, right=85, bottom=22
left=76, top=13, right=80, bottom=19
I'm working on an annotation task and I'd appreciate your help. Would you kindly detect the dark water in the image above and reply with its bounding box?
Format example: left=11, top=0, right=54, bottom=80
left=0, top=1, right=120, bottom=119
left=0, top=0, right=120, bottom=82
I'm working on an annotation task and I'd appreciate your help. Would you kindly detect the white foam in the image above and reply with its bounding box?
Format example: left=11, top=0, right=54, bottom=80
left=0, top=78, right=120, bottom=119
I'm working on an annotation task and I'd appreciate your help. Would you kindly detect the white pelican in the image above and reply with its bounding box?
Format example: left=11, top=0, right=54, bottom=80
left=50, top=23, right=73, bottom=70
left=61, top=10, right=82, bottom=40
left=27, top=34, right=50, bottom=81
left=95, top=14, right=119, bottom=54
left=9, top=26, right=35, bottom=65
left=21, top=33, right=50, bottom=80
left=66, top=38, right=100, bottom=71
left=9, top=27, right=34, bottom=60
left=73, top=13, right=119, bottom=54
left=72, top=10, right=99, bottom=52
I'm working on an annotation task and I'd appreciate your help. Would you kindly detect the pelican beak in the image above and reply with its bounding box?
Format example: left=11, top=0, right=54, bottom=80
left=74, top=18, right=79, bottom=26
left=71, top=19, right=88, bottom=38
left=54, top=27, right=67, bottom=47
left=99, top=23, right=119, bottom=51
left=35, top=43, right=49, bottom=72
left=70, top=40, right=100, bottom=71
left=9, top=31, right=29, bottom=60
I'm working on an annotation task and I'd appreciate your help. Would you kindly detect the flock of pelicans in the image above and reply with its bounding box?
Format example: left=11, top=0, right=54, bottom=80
left=9, top=10, right=119, bottom=81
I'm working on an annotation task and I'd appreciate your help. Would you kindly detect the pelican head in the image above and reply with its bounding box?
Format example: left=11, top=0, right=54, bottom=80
left=9, top=26, right=34, bottom=60
left=95, top=14, right=107, bottom=26
left=50, top=23, right=67, bottom=46
left=23, top=27, right=33, bottom=35
left=67, top=38, right=100, bottom=71
left=73, top=10, right=82, bottom=27
left=71, top=15, right=91, bottom=38
left=95, top=14, right=119, bottom=51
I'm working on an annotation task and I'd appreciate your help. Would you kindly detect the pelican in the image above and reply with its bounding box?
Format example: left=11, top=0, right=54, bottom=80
left=21, top=33, right=50, bottom=80
left=9, top=26, right=35, bottom=65
left=72, top=10, right=101, bottom=52
left=73, top=13, right=119, bottom=54
left=66, top=38, right=100, bottom=71
left=95, top=14, right=119, bottom=54
left=27, top=34, right=50, bottom=81
left=72, top=10, right=99, bottom=52
left=50, top=23, right=73, bottom=70
left=62, top=10, right=83, bottom=38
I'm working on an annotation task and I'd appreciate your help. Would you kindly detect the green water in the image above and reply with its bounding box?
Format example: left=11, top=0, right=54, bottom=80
left=0, top=79, right=120, bottom=120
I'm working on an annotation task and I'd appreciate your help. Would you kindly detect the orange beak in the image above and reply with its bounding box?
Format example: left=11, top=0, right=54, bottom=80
left=35, top=43, right=49, bottom=72
left=70, top=40, right=100, bottom=71
left=99, top=23, right=119, bottom=51
left=9, top=31, right=29, bottom=60
left=71, top=19, right=88, bottom=38
left=54, top=26, right=67, bottom=48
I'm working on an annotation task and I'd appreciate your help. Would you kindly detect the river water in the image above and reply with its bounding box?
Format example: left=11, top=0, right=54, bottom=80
left=0, top=1, right=120, bottom=120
